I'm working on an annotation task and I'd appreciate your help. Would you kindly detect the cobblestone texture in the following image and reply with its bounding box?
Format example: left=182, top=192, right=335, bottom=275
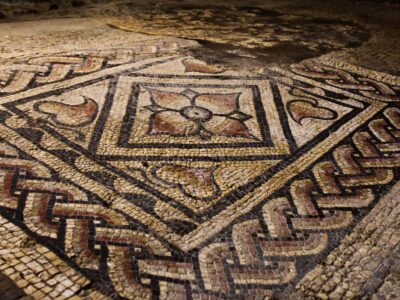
left=292, top=181, right=400, bottom=299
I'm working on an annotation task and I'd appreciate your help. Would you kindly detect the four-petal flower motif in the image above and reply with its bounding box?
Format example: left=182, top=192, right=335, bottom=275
left=144, top=88, right=255, bottom=140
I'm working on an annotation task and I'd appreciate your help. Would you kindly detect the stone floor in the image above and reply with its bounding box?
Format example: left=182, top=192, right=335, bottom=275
left=0, top=1, right=399, bottom=299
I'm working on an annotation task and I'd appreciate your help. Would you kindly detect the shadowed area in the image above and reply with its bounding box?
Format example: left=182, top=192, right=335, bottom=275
left=107, top=4, right=369, bottom=66
left=0, top=273, right=32, bottom=300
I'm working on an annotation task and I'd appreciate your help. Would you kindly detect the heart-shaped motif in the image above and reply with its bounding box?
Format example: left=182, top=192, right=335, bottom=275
left=182, top=58, right=223, bottom=74
left=34, top=96, right=98, bottom=128
left=287, top=99, right=338, bottom=124
left=153, top=164, right=221, bottom=201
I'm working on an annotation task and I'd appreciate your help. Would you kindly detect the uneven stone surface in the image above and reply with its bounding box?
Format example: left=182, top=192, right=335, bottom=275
left=285, top=181, right=400, bottom=299
left=0, top=1, right=400, bottom=299
left=2, top=0, right=400, bottom=74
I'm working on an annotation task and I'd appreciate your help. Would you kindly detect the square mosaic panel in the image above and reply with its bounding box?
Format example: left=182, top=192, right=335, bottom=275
left=1, top=41, right=400, bottom=299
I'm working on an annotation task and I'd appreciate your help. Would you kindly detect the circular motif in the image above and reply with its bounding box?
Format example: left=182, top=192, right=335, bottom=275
left=180, top=106, right=213, bottom=122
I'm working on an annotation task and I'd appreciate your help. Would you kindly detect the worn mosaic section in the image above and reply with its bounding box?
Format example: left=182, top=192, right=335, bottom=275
left=0, top=39, right=195, bottom=96
left=0, top=41, right=400, bottom=299
left=293, top=179, right=400, bottom=299
left=0, top=215, right=92, bottom=299
left=106, top=4, right=368, bottom=60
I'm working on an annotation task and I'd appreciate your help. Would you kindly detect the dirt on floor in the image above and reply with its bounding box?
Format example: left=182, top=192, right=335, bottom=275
left=0, top=0, right=400, bottom=75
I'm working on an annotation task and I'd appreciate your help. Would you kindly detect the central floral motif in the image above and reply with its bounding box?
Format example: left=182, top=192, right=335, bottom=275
left=144, top=88, right=255, bottom=140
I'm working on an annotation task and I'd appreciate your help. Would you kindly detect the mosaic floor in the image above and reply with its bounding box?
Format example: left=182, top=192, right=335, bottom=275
left=0, top=29, right=400, bottom=299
